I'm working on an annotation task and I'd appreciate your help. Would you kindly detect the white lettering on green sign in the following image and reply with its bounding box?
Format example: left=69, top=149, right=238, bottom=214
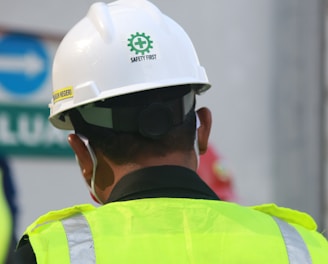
left=0, top=113, right=67, bottom=146
left=0, top=105, right=72, bottom=156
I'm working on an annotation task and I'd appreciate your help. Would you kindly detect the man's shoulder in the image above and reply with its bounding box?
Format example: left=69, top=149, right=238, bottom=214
left=251, top=203, right=318, bottom=230
left=252, top=203, right=328, bottom=249
left=24, top=204, right=96, bottom=234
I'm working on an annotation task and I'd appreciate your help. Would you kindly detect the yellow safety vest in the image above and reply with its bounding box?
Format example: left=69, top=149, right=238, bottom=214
left=23, top=198, right=328, bottom=264
left=0, top=169, right=12, bottom=263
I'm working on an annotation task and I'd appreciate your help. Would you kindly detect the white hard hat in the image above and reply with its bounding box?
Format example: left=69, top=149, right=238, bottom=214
left=49, top=0, right=211, bottom=130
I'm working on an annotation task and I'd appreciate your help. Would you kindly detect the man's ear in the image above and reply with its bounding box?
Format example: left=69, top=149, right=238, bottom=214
left=196, top=107, right=212, bottom=155
left=68, top=134, right=94, bottom=183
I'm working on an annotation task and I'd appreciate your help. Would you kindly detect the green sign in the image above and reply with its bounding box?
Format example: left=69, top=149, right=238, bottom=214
left=0, top=104, right=73, bottom=157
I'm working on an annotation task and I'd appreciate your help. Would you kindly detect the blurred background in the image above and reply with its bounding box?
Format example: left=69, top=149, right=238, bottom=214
left=0, top=0, right=327, bottom=239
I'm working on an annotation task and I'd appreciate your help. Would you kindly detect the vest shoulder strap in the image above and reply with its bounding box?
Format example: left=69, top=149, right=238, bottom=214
left=251, top=203, right=317, bottom=230
left=24, top=204, right=95, bottom=234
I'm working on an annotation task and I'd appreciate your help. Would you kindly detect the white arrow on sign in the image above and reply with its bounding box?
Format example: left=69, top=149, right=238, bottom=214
left=0, top=51, right=44, bottom=77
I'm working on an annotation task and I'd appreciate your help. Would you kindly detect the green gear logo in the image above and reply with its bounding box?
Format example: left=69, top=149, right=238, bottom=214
left=127, top=32, right=153, bottom=55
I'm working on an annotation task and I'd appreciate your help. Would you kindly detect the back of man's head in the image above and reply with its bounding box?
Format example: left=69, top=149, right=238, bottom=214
left=68, top=85, right=197, bottom=164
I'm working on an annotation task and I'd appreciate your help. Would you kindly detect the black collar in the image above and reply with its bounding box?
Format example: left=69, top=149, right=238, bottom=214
left=107, top=165, right=220, bottom=203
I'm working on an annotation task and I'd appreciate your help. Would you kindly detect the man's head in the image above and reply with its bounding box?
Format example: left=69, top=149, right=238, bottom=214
left=48, top=0, right=212, bottom=203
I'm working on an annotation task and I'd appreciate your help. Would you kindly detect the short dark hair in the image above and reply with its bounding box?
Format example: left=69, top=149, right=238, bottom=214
left=69, top=85, right=197, bottom=164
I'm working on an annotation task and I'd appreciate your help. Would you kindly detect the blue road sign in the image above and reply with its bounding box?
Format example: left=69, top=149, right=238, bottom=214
left=0, top=33, right=50, bottom=96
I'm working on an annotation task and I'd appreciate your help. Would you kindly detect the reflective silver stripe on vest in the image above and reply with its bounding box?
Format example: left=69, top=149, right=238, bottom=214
left=61, top=214, right=95, bottom=263
left=273, top=217, right=312, bottom=264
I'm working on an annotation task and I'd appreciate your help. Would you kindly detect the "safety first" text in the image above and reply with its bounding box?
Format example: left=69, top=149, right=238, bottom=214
left=130, top=54, right=157, bottom=63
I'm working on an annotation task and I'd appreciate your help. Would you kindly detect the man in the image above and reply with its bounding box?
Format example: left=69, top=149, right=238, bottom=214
left=0, top=156, right=17, bottom=264
left=16, top=0, right=328, bottom=263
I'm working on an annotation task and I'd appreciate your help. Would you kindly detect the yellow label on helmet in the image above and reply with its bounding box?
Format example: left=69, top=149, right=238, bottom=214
left=53, top=87, right=74, bottom=103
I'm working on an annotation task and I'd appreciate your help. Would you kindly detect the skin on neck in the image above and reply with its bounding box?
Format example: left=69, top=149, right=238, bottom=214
left=91, top=149, right=197, bottom=203
left=68, top=107, right=212, bottom=204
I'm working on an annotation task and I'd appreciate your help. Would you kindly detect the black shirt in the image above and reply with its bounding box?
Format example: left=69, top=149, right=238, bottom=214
left=15, top=165, right=219, bottom=263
